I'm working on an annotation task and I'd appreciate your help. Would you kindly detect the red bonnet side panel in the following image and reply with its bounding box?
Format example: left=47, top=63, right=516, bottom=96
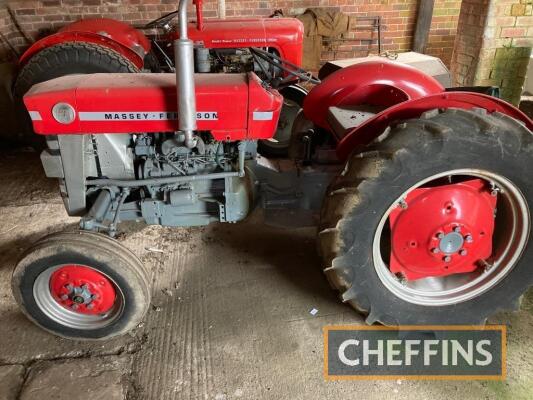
left=246, top=74, right=283, bottom=140
left=181, top=17, right=304, bottom=67
left=24, top=72, right=283, bottom=141
left=24, top=73, right=249, bottom=140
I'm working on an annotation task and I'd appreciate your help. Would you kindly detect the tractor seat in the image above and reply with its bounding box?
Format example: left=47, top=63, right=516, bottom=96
left=327, top=104, right=385, bottom=139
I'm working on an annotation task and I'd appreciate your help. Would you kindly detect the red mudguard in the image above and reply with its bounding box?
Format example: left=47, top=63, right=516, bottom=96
left=23, top=73, right=283, bottom=142
left=19, top=18, right=151, bottom=69
left=336, top=91, right=533, bottom=161
left=303, top=60, right=445, bottom=131
left=302, top=60, right=532, bottom=161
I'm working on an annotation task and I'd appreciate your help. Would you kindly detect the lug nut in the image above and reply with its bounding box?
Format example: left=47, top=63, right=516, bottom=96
left=453, top=226, right=461, bottom=233
left=443, top=255, right=452, bottom=263
left=459, top=249, right=467, bottom=256
left=431, top=248, right=440, bottom=254
left=60, top=294, right=69, bottom=301
left=437, top=232, right=444, bottom=239
left=87, top=303, right=94, bottom=310
left=465, top=235, right=473, bottom=243
left=72, top=304, right=79, bottom=310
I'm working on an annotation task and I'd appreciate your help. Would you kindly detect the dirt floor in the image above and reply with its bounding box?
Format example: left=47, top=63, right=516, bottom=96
left=0, top=150, right=531, bottom=400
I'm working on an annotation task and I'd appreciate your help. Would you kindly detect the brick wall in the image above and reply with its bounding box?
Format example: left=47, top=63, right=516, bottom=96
left=426, top=1, right=463, bottom=66
left=451, top=0, right=532, bottom=104
left=450, top=0, right=489, bottom=86
left=0, top=0, right=463, bottom=66
left=0, top=6, right=26, bottom=62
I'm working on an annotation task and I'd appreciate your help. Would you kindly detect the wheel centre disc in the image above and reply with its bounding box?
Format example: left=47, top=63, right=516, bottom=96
left=49, top=265, right=116, bottom=315
left=388, top=178, right=497, bottom=280
left=439, top=232, right=464, bottom=254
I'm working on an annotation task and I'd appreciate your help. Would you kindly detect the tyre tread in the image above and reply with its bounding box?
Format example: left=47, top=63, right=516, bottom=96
left=318, top=108, right=533, bottom=324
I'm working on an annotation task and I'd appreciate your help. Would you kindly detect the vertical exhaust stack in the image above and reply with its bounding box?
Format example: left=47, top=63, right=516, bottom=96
left=175, top=0, right=197, bottom=148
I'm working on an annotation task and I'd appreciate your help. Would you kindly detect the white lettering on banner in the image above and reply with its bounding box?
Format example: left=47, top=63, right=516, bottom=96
left=335, top=339, right=494, bottom=367
left=78, top=111, right=219, bottom=121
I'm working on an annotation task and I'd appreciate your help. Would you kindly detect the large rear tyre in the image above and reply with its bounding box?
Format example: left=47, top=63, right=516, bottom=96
left=13, top=42, right=138, bottom=147
left=12, top=231, right=150, bottom=340
left=319, top=108, right=533, bottom=325
left=258, top=84, right=307, bottom=157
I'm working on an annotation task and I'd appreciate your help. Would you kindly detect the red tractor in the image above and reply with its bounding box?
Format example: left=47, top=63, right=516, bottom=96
left=13, top=0, right=310, bottom=154
left=11, top=0, right=533, bottom=340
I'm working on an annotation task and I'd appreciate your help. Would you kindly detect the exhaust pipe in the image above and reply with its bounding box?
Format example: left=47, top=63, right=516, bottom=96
left=175, top=0, right=197, bottom=148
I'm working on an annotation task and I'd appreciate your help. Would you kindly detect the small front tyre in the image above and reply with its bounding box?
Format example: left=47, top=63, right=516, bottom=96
left=12, top=231, right=151, bottom=340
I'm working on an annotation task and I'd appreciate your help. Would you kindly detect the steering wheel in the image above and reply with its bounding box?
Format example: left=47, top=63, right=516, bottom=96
left=144, top=10, right=179, bottom=29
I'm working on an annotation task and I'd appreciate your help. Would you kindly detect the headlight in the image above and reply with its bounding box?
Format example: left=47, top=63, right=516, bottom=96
left=52, top=103, right=76, bottom=124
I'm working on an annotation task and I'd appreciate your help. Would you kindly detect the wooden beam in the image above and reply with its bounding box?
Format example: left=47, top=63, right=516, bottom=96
left=413, top=0, right=435, bottom=53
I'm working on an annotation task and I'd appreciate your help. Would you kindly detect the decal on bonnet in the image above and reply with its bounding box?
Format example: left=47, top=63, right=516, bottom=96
left=77, top=111, right=219, bottom=121
left=28, top=111, right=42, bottom=121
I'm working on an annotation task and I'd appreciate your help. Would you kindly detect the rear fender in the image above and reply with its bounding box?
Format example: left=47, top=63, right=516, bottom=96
left=336, top=91, right=533, bottom=161
left=303, top=60, right=445, bottom=131
left=19, top=19, right=150, bottom=69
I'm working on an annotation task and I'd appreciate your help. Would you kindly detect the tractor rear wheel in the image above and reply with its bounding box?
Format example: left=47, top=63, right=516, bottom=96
left=13, top=42, right=139, bottom=146
left=319, top=108, right=533, bottom=325
left=12, top=231, right=150, bottom=340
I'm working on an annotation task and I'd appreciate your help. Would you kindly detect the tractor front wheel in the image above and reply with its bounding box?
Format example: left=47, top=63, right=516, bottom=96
left=319, top=108, right=533, bottom=325
left=12, top=231, right=150, bottom=340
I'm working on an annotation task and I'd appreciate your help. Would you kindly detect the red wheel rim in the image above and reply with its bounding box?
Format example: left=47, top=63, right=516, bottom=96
left=49, top=265, right=116, bottom=314
left=372, top=169, right=529, bottom=306
left=388, top=179, right=497, bottom=280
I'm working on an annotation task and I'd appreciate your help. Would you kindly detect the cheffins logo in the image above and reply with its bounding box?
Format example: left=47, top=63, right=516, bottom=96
left=324, top=325, right=505, bottom=380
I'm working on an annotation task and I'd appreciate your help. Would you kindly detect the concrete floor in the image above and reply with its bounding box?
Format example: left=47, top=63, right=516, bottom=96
left=0, top=150, right=531, bottom=400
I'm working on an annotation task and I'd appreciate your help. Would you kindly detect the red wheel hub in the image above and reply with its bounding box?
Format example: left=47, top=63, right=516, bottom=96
left=49, top=265, right=116, bottom=314
left=388, top=179, right=497, bottom=280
